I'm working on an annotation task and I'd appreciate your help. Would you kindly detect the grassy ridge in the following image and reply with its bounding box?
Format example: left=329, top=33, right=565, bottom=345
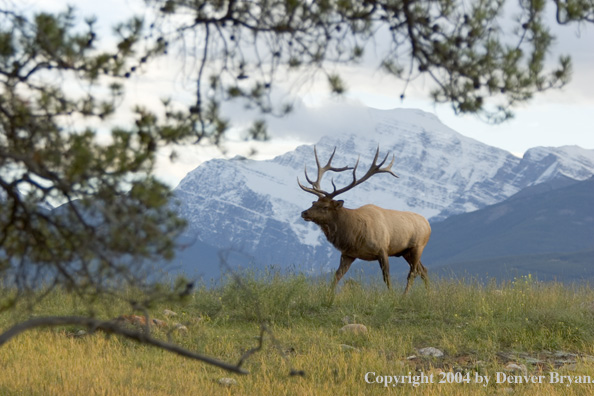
left=1, top=275, right=594, bottom=395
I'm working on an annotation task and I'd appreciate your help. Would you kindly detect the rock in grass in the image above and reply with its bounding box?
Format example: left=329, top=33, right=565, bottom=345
left=68, top=329, right=87, bottom=338
left=163, top=309, right=178, bottom=317
left=340, top=344, right=359, bottom=352
left=504, top=363, right=528, bottom=376
left=524, top=356, right=545, bottom=365
left=117, top=315, right=148, bottom=327
left=116, top=315, right=168, bottom=329
left=417, top=347, right=444, bottom=358
left=339, top=324, right=368, bottom=335
left=151, top=318, right=167, bottom=328
left=217, top=377, right=238, bottom=386
left=553, top=351, right=577, bottom=360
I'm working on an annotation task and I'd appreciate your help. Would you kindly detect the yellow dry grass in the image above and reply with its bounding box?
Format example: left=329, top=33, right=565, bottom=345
left=1, top=275, right=594, bottom=395
left=3, top=328, right=594, bottom=395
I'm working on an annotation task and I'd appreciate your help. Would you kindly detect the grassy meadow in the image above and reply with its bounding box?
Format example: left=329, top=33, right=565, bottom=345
left=2, top=274, right=594, bottom=395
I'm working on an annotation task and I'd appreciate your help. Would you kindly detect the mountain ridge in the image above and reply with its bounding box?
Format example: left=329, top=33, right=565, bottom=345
left=423, top=176, right=594, bottom=266
left=172, top=107, right=594, bottom=277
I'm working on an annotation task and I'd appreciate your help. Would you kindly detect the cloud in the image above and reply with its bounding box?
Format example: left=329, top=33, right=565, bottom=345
left=24, top=0, right=594, bottom=189
left=266, top=100, right=372, bottom=141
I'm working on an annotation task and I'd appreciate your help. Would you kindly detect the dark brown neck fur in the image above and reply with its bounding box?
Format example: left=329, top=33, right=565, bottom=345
left=314, top=209, right=356, bottom=253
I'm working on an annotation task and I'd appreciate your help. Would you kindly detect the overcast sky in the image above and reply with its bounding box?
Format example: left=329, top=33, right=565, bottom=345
left=33, top=0, right=594, bottom=187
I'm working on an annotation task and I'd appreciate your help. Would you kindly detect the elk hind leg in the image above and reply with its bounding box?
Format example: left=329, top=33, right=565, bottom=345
left=403, top=249, right=424, bottom=295
left=418, top=260, right=429, bottom=289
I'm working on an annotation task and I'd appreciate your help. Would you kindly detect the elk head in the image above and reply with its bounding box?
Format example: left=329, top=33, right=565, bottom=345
left=298, top=146, right=399, bottom=224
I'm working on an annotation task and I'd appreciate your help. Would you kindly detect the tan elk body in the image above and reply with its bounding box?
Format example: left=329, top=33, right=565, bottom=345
left=299, top=147, right=431, bottom=294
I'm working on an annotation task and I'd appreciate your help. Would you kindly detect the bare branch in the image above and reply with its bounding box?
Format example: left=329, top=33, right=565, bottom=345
left=0, top=316, right=248, bottom=374
left=216, top=250, right=304, bottom=376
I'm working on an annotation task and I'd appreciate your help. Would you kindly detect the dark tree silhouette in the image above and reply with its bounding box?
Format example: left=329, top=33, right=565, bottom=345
left=142, top=0, right=590, bottom=132
left=0, top=5, right=250, bottom=373
left=1, top=0, right=592, bottom=374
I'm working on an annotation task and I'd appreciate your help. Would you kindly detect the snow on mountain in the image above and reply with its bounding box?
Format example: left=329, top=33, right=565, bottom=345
left=173, top=107, right=594, bottom=271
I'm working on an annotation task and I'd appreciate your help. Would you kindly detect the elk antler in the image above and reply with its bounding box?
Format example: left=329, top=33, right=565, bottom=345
left=327, top=146, right=398, bottom=198
left=298, top=146, right=398, bottom=199
left=297, top=146, right=352, bottom=198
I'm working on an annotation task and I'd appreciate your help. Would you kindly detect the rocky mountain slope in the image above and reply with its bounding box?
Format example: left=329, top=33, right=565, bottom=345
left=172, top=108, right=594, bottom=278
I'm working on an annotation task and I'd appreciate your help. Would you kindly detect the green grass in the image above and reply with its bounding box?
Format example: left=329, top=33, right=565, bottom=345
left=2, top=274, right=594, bottom=395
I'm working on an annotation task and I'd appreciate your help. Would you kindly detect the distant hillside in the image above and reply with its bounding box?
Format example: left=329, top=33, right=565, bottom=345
left=423, top=176, right=594, bottom=281
left=171, top=107, right=594, bottom=278
left=432, top=250, right=594, bottom=282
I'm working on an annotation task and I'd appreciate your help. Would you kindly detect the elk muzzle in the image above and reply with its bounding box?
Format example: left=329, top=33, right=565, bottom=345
left=301, top=209, right=312, bottom=221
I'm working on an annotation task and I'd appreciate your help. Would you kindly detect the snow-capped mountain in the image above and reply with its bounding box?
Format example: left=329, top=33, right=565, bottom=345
left=173, top=108, right=594, bottom=273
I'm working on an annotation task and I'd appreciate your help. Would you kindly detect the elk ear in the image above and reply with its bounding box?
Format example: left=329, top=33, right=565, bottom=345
left=334, top=200, right=344, bottom=208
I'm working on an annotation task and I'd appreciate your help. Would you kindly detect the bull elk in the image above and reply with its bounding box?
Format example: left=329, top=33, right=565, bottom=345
left=298, top=146, right=431, bottom=294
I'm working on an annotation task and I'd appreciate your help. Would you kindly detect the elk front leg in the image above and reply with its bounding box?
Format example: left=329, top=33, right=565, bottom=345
left=331, top=255, right=355, bottom=292
left=404, top=268, right=415, bottom=295
left=378, top=253, right=391, bottom=290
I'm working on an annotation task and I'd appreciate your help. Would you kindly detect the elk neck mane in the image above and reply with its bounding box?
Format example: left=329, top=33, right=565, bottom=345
left=318, top=206, right=370, bottom=253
